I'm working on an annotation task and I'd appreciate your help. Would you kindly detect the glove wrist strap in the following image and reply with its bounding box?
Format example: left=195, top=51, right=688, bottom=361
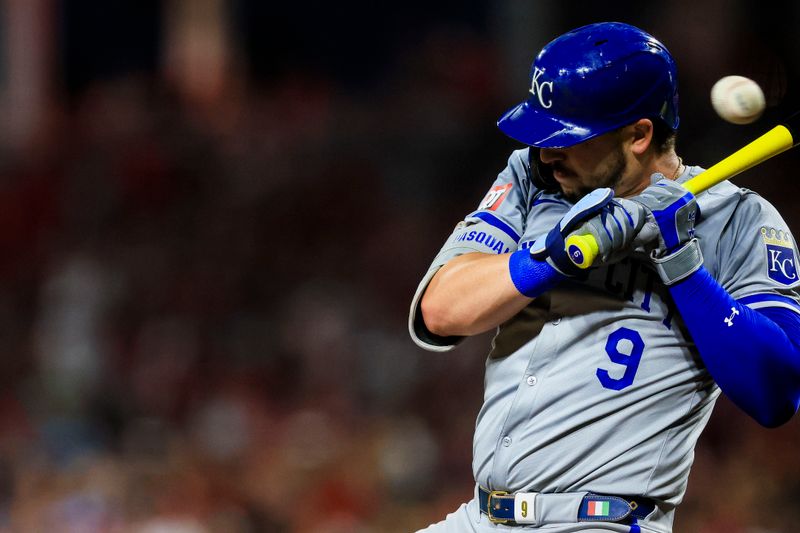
left=651, top=238, right=703, bottom=286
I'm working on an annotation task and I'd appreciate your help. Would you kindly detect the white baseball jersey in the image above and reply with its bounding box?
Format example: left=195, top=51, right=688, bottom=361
left=409, top=148, right=800, bottom=532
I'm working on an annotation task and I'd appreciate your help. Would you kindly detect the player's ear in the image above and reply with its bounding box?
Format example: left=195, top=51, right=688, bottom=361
left=628, top=118, right=654, bottom=156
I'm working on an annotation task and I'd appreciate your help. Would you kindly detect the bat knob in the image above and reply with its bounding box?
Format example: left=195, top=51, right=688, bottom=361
left=565, top=234, right=599, bottom=269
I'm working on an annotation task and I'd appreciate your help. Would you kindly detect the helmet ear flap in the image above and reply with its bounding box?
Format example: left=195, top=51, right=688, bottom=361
left=529, top=148, right=559, bottom=192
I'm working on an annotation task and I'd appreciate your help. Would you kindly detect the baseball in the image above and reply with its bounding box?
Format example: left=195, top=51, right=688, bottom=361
left=710, top=75, right=765, bottom=124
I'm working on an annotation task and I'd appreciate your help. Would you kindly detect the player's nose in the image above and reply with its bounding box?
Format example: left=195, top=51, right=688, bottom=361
left=539, top=147, right=565, bottom=165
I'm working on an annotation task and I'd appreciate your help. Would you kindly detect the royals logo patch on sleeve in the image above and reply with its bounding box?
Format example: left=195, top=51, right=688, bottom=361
left=761, top=227, right=798, bottom=285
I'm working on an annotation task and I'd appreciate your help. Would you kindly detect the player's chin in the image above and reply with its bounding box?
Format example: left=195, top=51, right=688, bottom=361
left=558, top=175, right=608, bottom=202
left=558, top=181, right=587, bottom=202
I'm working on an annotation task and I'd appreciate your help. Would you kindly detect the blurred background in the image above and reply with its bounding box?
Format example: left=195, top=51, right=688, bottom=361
left=0, top=0, right=799, bottom=531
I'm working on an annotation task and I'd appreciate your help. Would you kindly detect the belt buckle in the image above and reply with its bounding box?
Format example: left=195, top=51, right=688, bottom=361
left=486, top=490, right=510, bottom=524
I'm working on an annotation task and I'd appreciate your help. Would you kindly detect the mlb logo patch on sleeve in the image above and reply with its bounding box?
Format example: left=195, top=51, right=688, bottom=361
left=479, top=183, right=513, bottom=211
left=761, top=227, right=798, bottom=285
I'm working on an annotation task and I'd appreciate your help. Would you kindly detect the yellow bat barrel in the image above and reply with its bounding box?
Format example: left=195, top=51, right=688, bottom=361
left=565, top=118, right=799, bottom=269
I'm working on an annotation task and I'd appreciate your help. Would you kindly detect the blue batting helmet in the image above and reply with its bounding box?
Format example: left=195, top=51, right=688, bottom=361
left=497, top=22, right=679, bottom=148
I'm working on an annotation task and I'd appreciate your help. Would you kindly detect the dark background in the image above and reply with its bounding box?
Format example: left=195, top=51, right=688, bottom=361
left=0, top=1, right=798, bottom=531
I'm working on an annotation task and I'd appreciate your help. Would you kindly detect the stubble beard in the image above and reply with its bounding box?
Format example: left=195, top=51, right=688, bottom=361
left=559, top=146, right=627, bottom=203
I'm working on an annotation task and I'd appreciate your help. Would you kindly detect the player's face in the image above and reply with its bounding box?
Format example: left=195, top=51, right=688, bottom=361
left=539, top=130, right=630, bottom=202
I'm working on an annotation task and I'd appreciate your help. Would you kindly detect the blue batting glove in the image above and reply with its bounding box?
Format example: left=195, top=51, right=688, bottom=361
left=629, top=174, right=703, bottom=285
left=631, top=175, right=697, bottom=252
left=530, top=188, right=615, bottom=276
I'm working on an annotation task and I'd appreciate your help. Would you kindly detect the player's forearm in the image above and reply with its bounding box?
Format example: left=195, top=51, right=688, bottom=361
left=669, top=267, right=800, bottom=427
left=421, top=252, right=543, bottom=337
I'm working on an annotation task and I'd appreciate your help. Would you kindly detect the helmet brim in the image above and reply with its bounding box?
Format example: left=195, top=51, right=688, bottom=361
left=497, top=99, right=602, bottom=149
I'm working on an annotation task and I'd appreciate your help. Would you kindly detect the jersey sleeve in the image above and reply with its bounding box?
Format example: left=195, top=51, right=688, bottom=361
left=714, top=191, right=800, bottom=315
left=408, top=148, right=532, bottom=352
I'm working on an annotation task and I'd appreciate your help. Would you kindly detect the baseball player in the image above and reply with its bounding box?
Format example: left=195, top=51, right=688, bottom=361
left=409, top=22, right=800, bottom=533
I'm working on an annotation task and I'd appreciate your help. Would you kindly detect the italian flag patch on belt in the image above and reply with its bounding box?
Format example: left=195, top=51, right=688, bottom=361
left=587, top=500, right=610, bottom=517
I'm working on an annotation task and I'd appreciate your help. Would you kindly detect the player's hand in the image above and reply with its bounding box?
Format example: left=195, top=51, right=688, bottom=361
left=629, top=174, right=703, bottom=285
left=630, top=175, right=697, bottom=252
left=568, top=197, right=646, bottom=266
left=530, top=188, right=645, bottom=276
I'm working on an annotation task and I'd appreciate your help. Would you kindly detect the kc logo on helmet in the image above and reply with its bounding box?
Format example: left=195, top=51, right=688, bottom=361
left=761, top=226, right=798, bottom=285
left=529, top=67, right=554, bottom=109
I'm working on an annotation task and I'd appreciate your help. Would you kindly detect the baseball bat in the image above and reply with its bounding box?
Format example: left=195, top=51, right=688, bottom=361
left=566, top=111, right=800, bottom=269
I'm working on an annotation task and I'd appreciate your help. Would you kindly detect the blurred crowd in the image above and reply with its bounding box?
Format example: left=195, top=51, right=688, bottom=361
left=0, top=1, right=798, bottom=532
